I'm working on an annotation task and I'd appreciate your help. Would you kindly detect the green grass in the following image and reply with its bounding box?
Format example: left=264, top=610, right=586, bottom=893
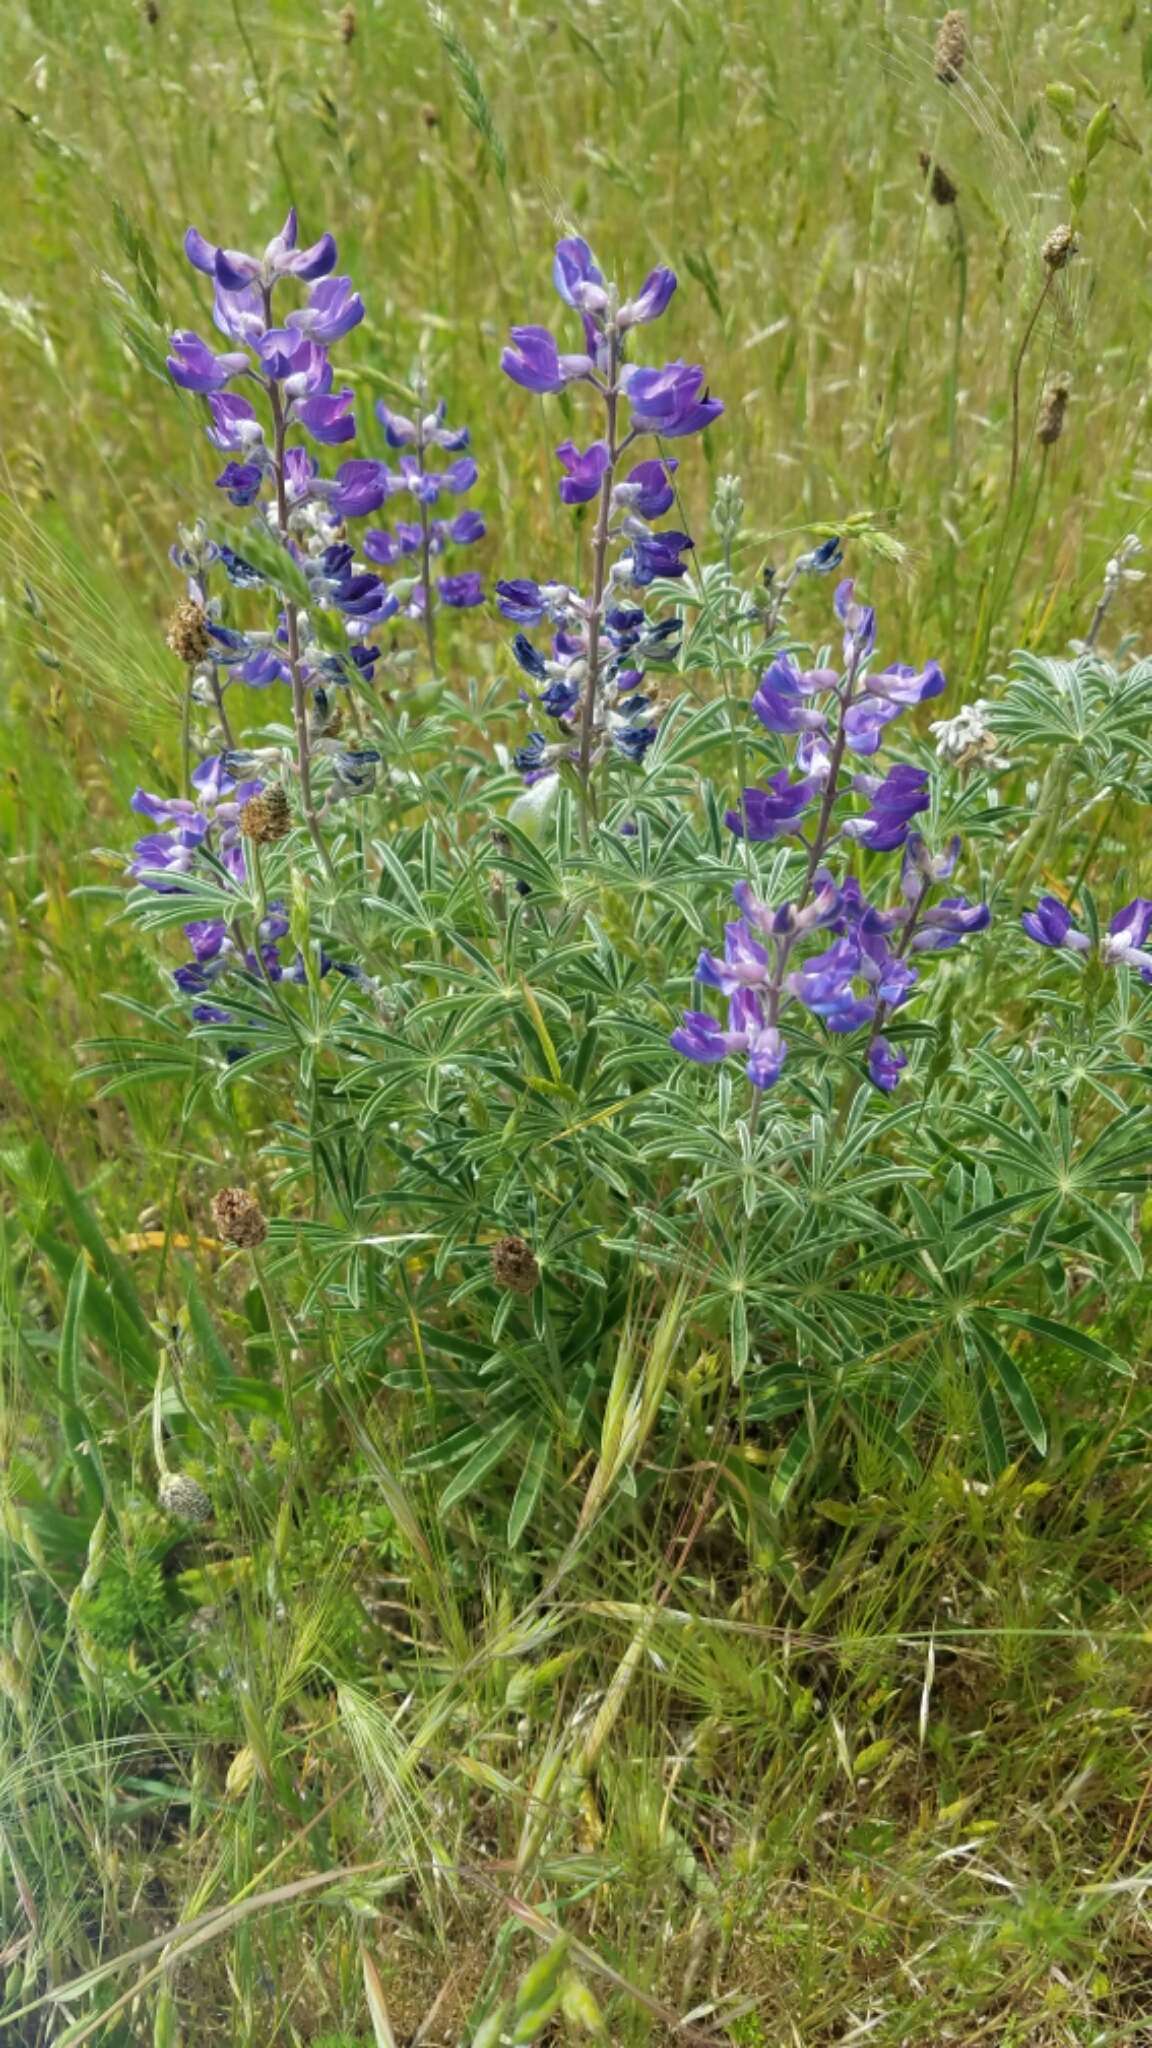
left=5, top=0, right=1152, bottom=2041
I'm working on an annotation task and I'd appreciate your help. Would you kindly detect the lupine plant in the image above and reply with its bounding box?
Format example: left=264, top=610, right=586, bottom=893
left=98, top=213, right=1152, bottom=1537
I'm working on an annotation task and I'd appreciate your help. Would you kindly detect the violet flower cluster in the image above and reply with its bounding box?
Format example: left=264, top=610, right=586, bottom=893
left=1022, top=895, right=1152, bottom=981
left=671, top=583, right=990, bottom=1095
left=165, top=212, right=487, bottom=824
left=495, top=236, right=722, bottom=793
left=128, top=754, right=360, bottom=1030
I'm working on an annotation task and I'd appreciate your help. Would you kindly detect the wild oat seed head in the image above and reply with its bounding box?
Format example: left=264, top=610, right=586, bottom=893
left=212, top=1186, right=268, bottom=1249
left=490, top=1235, right=540, bottom=1294
left=166, top=599, right=211, bottom=666
left=934, top=10, right=967, bottom=84
left=918, top=151, right=958, bottom=206
left=1037, top=377, right=1070, bottom=446
left=158, top=1472, right=212, bottom=1523
left=1042, top=224, right=1077, bottom=271
left=239, top=786, right=293, bottom=844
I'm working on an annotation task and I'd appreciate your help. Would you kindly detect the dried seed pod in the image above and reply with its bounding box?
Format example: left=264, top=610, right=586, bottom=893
left=421, top=102, right=440, bottom=128
left=212, top=1187, right=268, bottom=1249
left=918, top=150, right=958, bottom=206
left=158, top=1472, right=212, bottom=1523
left=338, top=2, right=356, bottom=41
left=238, top=786, right=293, bottom=843
left=1037, top=376, right=1070, bottom=445
left=166, top=599, right=211, bottom=666
left=1042, top=223, right=1077, bottom=271
left=490, top=1235, right=540, bottom=1295
left=934, top=9, right=967, bottom=83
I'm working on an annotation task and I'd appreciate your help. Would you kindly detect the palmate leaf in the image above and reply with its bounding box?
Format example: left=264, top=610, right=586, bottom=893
left=971, top=1320, right=1047, bottom=1456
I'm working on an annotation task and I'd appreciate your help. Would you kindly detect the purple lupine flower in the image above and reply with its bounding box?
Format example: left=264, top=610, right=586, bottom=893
left=211, top=281, right=266, bottom=347
left=910, top=898, right=991, bottom=951
left=215, top=461, right=265, bottom=506
left=556, top=440, right=610, bottom=504
left=695, top=919, right=771, bottom=995
left=206, top=392, right=264, bottom=453
left=725, top=770, right=823, bottom=842
left=333, top=572, right=400, bottom=631
left=787, top=940, right=876, bottom=1032
left=1021, top=895, right=1088, bottom=951
left=1102, top=899, right=1152, bottom=978
left=293, top=389, right=356, bottom=444
left=751, top=657, right=835, bottom=736
left=842, top=764, right=930, bottom=851
left=627, top=529, right=694, bottom=585
left=868, top=660, right=947, bottom=707
left=834, top=578, right=876, bottom=663
left=501, top=325, right=592, bottom=393
left=329, top=458, right=390, bottom=518
left=868, top=1036, right=908, bottom=1093
left=733, top=876, right=841, bottom=938
left=286, top=275, right=364, bottom=343
left=284, top=446, right=319, bottom=502
left=901, top=832, right=961, bottom=899
left=186, top=211, right=337, bottom=292
left=167, top=331, right=250, bottom=393
left=553, top=236, right=607, bottom=313
left=841, top=692, right=902, bottom=757
left=613, top=458, right=678, bottom=519
left=671, top=988, right=786, bottom=1091
left=448, top=509, right=486, bottom=545
left=618, top=267, right=678, bottom=328
left=438, top=572, right=484, bottom=608
left=496, top=580, right=549, bottom=624
left=796, top=536, right=845, bottom=574
left=622, top=361, right=724, bottom=438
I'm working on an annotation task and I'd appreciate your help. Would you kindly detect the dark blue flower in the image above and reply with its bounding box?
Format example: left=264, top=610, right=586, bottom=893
left=868, top=1036, right=908, bottom=1093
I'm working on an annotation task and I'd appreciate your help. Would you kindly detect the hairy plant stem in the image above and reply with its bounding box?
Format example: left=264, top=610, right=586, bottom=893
left=416, top=430, right=439, bottom=676
left=262, top=291, right=336, bottom=885
left=576, top=331, right=622, bottom=824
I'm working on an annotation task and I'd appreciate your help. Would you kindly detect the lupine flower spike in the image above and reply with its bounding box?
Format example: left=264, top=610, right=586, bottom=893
left=496, top=235, right=722, bottom=820
left=672, top=583, right=990, bottom=1096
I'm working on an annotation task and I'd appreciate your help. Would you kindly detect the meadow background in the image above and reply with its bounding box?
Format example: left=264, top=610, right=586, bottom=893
left=4, top=0, right=1152, bottom=2042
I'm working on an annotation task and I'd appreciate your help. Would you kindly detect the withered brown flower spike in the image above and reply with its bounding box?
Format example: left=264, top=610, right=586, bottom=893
left=490, top=1235, right=540, bottom=1294
left=1037, top=376, right=1070, bottom=446
left=239, top=787, right=293, bottom=844
left=212, top=1187, right=268, bottom=1249
left=158, top=1471, right=212, bottom=1523
left=1042, top=224, right=1077, bottom=272
left=166, top=598, right=211, bottom=666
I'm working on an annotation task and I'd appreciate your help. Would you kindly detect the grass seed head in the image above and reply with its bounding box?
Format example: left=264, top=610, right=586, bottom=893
left=934, top=10, right=968, bottom=83
left=1043, top=223, right=1078, bottom=271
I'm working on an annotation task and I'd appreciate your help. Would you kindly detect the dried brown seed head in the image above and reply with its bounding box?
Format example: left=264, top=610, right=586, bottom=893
left=934, top=9, right=967, bottom=83
left=212, top=1187, right=268, bottom=1249
left=490, top=1235, right=540, bottom=1295
left=166, top=599, right=211, bottom=666
left=1042, top=223, right=1077, bottom=271
left=1037, top=376, right=1070, bottom=446
left=238, top=786, right=293, bottom=844
left=338, top=2, right=356, bottom=41
left=421, top=102, right=440, bottom=128
left=158, top=1472, right=212, bottom=1523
